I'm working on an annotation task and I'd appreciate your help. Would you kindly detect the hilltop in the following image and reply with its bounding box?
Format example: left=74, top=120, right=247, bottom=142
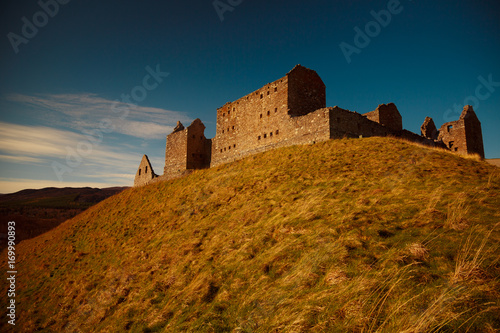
left=2, top=137, right=499, bottom=332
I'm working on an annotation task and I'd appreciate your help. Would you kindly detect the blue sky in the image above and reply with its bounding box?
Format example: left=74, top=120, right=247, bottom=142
left=0, top=0, right=499, bottom=193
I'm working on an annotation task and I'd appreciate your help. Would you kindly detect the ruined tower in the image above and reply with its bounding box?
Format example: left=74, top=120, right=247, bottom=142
left=163, top=119, right=211, bottom=179
left=437, top=105, right=485, bottom=158
left=211, top=64, right=326, bottom=167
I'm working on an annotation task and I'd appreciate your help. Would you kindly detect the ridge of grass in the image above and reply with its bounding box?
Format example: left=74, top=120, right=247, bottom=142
left=2, top=137, right=499, bottom=332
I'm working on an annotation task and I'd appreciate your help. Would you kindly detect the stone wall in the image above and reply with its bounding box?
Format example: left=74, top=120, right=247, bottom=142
left=133, top=65, right=486, bottom=187
left=363, top=103, right=403, bottom=132
left=420, top=117, right=438, bottom=140
left=164, top=119, right=211, bottom=179
left=329, top=106, right=391, bottom=138
left=164, top=123, right=188, bottom=179
left=186, top=119, right=211, bottom=170
left=438, top=106, right=484, bottom=158
left=287, top=65, right=326, bottom=116
left=211, top=65, right=326, bottom=167
left=134, top=155, right=157, bottom=187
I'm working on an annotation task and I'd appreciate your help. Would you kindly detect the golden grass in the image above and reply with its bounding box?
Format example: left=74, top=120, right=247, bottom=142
left=2, top=136, right=499, bottom=332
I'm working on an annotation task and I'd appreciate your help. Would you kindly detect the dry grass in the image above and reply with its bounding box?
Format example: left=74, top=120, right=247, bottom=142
left=2, top=136, right=499, bottom=332
left=445, top=192, right=471, bottom=230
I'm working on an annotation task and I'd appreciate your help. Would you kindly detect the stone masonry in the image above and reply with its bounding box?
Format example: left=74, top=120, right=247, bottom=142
left=134, top=155, right=157, bottom=187
left=134, top=65, right=485, bottom=187
left=436, top=105, right=484, bottom=158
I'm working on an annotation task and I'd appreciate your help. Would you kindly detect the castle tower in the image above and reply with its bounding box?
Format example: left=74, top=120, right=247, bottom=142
left=134, top=155, right=157, bottom=187
left=437, top=105, right=485, bottom=158
left=211, top=64, right=326, bottom=167
left=164, top=119, right=211, bottom=179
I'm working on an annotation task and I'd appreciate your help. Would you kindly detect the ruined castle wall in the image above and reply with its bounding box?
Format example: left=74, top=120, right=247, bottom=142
left=329, top=107, right=391, bottom=138
left=164, top=130, right=188, bottom=178
left=211, top=65, right=329, bottom=168
left=285, top=108, right=331, bottom=143
left=438, top=119, right=468, bottom=155
left=437, top=106, right=485, bottom=158
left=363, top=103, right=403, bottom=132
left=464, top=115, right=485, bottom=158
left=186, top=120, right=211, bottom=170
left=287, top=66, right=326, bottom=116
left=133, top=64, right=488, bottom=189
left=398, top=129, right=445, bottom=147
left=211, top=74, right=290, bottom=167
left=134, top=155, right=157, bottom=187
left=211, top=108, right=332, bottom=167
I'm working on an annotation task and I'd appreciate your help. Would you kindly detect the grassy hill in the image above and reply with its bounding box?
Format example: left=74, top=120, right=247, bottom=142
left=2, top=137, right=499, bottom=332
left=0, top=187, right=128, bottom=248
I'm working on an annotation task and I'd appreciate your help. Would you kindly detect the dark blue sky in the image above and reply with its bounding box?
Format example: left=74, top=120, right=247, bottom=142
left=0, top=0, right=499, bottom=192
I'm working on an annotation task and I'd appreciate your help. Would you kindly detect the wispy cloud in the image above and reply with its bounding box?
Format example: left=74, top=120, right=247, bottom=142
left=0, top=154, right=45, bottom=164
left=0, top=121, right=143, bottom=173
left=6, top=93, right=191, bottom=139
left=0, top=123, right=81, bottom=159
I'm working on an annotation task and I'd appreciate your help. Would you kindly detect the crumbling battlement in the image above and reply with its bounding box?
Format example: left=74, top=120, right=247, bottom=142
left=134, top=65, right=485, bottom=187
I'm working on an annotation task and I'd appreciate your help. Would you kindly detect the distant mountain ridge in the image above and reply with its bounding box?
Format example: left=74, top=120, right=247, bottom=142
left=0, top=186, right=128, bottom=248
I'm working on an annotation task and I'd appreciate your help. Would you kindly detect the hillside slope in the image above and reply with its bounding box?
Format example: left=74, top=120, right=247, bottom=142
left=0, top=187, right=128, bottom=248
left=2, top=137, right=500, bottom=332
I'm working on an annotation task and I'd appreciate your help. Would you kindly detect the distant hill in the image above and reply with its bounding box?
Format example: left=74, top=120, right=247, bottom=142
left=1, top=137, right=499, bottom=332
left=0, top=186, right=128, bottom=248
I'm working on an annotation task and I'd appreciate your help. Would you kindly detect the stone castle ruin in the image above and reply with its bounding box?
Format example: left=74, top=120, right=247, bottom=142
left=134, top=65, right=484, bottom=187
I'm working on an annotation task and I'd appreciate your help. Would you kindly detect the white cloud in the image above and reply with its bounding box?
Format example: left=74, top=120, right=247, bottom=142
left=6, top=93, right=192, bottom=139
left=0, top=154, right=44, bottom=164
left=0, top=92, right=182, bottom=192
left=0, top=123, right=80, bottom=159
left=0, top=122, right=146, bottom=184
left=115, top=119, right=173, bottom=139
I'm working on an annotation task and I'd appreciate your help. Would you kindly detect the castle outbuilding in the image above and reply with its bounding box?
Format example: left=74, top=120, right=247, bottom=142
left=134, top=65, right=485, bottom=187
